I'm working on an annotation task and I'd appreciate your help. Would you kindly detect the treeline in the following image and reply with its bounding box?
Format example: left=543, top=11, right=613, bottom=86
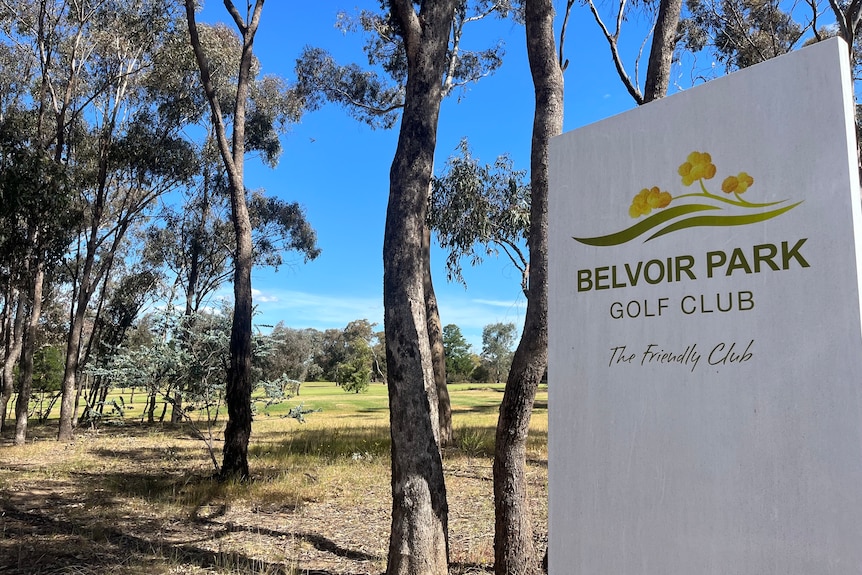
left=9, top=309, right=521, bottom=427
left=0, top=1, right=318, bottom=444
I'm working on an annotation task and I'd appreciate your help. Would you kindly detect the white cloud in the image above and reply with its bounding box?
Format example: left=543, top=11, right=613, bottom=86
left=251, top=288, right=279, bottom=303
left=471, top=298, right=528, bottom=309
left=245, top=288, right=526, bottom=351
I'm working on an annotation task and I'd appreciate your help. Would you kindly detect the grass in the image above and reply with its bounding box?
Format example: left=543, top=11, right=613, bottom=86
left=0, top=381, right=548, bottom=574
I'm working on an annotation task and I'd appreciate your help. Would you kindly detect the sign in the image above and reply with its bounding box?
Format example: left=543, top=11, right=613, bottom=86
left=548, top=38, right=862, bottom=573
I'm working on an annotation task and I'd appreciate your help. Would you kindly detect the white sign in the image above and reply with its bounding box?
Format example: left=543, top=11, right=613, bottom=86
left=549, top=37, right=862, bottom=573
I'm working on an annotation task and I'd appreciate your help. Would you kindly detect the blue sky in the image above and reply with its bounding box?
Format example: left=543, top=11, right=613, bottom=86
left=192, top=1, right=722, bottom=350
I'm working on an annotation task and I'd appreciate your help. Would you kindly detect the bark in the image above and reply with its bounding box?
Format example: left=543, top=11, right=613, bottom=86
left=384, top=1, right=456, bottom=574
left=492, top=0, right=563, bottom=573
left=423, top=226, right=452, bottom=446
left=58, top=283, right=88, bottom=440
left=184, top=0, right=263, bottom=481
left=15, top=255, right=45, bottom=445
left=643, top=0, right=684, bottom=103
left=1, top=289, right=25, bottom=432
left=146, top=389, right=157, bottom=423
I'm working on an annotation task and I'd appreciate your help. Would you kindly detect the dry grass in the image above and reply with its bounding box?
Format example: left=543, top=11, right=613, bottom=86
left=0, top=383, right=547, bottom=574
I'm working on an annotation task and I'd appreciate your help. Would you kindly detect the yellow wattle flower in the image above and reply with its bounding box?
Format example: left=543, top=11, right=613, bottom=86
left=722, top=171, right=754, bottom=194
left=629, top=186, right=672, bottom=218
left=678, top=151, right=716, bottom=186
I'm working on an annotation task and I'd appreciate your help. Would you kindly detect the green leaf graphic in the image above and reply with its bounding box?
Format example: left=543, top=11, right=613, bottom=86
left=573, top=204, right=720, bottom=247
left=645, top=201, right=803, bottom=241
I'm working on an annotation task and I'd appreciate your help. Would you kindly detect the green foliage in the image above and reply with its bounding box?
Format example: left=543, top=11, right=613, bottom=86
left=89, top=308, right=321, bottom=417
left=335, top=355, right=372, bottom=394
left=0, top=109, right=78, bottom=275
left=87, top=310, right=227, bottom=412
left=92, top=270, right=161, bottom=360
left=249, top=191, right=321, bottom=267
left=285, top=402, right=322, bottom=423
left=144, top=181, right=320, bottom=317
left=257, top=323, right=322, bottom=382
left=470, top=363, right=491, bottom=383
left=680, top=0, right=805, bottom=71
left=333, top=320, right=376, bottom=393
left=457, top=426, right=493, bottom=457
left=295, top=46, right=404, bottom=129
left=294, top=1, right=510, bottom=128
left=313, top=320, right=381, bottom=387
left=32, top=346, right=64, bottom=393
left=442, top=324, right=474, bottom=382
left=110, top=111, right=199, bottom=184
left=481, top=322, right=517, bottom=383
left=430, top=138, right=530, bottom=291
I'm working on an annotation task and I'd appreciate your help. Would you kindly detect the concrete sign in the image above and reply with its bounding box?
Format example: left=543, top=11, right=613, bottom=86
left=548, top=37, right=862, bottom=574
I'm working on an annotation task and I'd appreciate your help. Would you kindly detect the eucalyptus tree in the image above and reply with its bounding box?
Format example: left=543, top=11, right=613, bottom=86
left=492, top=0, right=562, bottom=572
left=146, top=15, right=313, bottom=323
left=146, top=168, right=318, bottom=321
left=481, top=321, right=517, bottom=383
left=0, top=0, right=198, bottom=440
left=258, top=323, right=323, bottom=383
left=0, top=8, right=40, bottom=432
left=296, top=0, right=511, bottom=446
left=380, top=1, right=459, bottom=572
left=183, top=0, right=261, bottom=480
left=146, top=179, right=318, bottom=423
left=53, top=1, right=198, bottom=441
left=0, top=4, right=78, bottom=436
left=0, top=109, right=75, bottom=435
left=183, top=0, right=319, bottom=480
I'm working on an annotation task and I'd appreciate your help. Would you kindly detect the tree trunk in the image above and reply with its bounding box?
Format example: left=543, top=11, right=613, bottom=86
left=15, top=256, right=45, bottom=445
left=58, top=230, right=99, bottom=440
left=643, top=0, right=683, bottom=103
left=184, top=0, right=264, bottom=481
left=98, top=383, right=109, bottom=410
left=58, top=96, right=117, bottom=441
left=147, top=389, right=157, bottom=423
left=0, top=291, right=9, bottom=427
left=424, top=226, right=452, bottom=447
left=1, top=289, right=25, bottom=432
left=220, top=217, right=253, bottom=479
left=493, top=0, right=563, bottom=573
left=384, top=2, right=456, bottom=574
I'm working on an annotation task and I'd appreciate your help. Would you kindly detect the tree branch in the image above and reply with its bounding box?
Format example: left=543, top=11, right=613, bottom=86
left=223, top=0, right=248, bottom=35
left=559, top=0, right=575, bottom=71
left=389, top=0, right=422, bottom=62
left=587, top=0, right=644, bottom=104
left=183, top=0, right=236, bottom=178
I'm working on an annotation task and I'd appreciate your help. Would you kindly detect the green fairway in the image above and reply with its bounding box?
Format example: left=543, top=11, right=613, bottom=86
left=43, top=380, right=547, bottom=430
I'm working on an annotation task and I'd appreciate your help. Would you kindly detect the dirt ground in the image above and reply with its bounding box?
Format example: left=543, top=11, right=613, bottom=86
left=0, top=423, right=547, bottom=574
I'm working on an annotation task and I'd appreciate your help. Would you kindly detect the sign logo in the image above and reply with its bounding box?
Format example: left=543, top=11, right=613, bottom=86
left=574, top=151, right=802, bottom=247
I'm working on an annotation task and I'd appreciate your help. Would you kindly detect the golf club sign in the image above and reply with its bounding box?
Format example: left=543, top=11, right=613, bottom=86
left=549, top=38, right=862, bottom=574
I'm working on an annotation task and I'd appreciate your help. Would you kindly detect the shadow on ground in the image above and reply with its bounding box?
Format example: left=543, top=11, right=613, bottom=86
left=0, top=496, right=376, bottom=575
